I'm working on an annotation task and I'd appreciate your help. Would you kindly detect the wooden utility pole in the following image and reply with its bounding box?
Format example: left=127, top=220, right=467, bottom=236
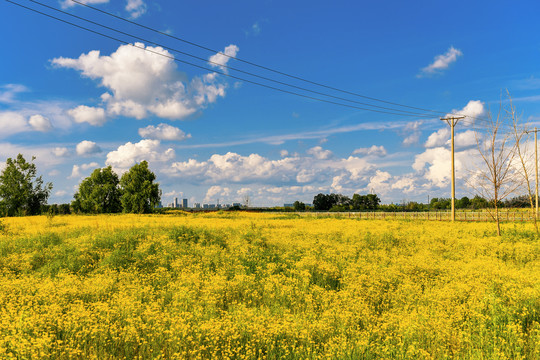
left=441, top=116, right=465, bottom=221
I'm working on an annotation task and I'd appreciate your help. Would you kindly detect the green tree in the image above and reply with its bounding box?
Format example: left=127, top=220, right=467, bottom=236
left=120, top=161, right=161, bottom=214
left=72, top=166, right=122, bottom=214
left=293, top=201, right=306, bottom=211
left=0, top=154, right=52, bottom=216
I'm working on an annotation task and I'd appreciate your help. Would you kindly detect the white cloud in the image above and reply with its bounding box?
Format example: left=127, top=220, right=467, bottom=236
left=69, top=165, right=81, bottom=179
left=413, top=146, right=476, bottom=188
left=208, top=45, right=239, bottom=72
left=420, top=46, right=463, bottom=76
left=170, top=152, right=298, bottom=183
left=53, top=147, right=70, bottom=157
left=0, top=111, right=30, bottom=138
left=391, top=175, right=416, bottom=193
left=69, top=162, right=100, bottom=179
left=402, top=121, right=422, bottom=146
left=204, top=185, right=231, bottom=202
left=106, top=139, right=175, bottom=171
left=366, top=170, right=392, bottom=195
left=352, top=145, right=387, bottom=157
left=55, top=190, right=67, bottom=197
left=53, top=43, right=231, bottom=121
left=125, top=0, right=146, bottom=19
left=0, top=142, right=67, bottom=169
left=455, top=130, right=477, bottom=148
left=425, top=128, right=449, bottom=148
left=307, top=146, right=333, bottom=160
left=446, top=100, right=485, bottom=121
left=60, top=0, right=109, bottom=9
left=0, top=84, right=28, bottom=103
left=138, top=123, right=191, bottom=141
left=29, top=114, right=52, bottom=132
left=68, top=105, right=107, bottom=126
left=81, top=162, right=99, bottom=170
left=76, top=140, right=102, bottom=156
left=280, top=150, right=289, bottom=157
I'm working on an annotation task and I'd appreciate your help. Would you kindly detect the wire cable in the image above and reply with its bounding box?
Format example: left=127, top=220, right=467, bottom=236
left=67, top=0, right=450, bottom=115
left=66, top=0, right=499, bottom=125
left=5, top=0, right=440, bottom=118
left=23, top=0, right=442, bottom=117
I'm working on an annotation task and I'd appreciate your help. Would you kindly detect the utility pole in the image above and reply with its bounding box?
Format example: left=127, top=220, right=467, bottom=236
left=441, top=116, right=465, bottom=221
left=526, top=127, right=539, bottom=219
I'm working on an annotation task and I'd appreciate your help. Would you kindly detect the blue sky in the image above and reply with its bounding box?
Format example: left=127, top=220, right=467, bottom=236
left=1, top=0, right=540, bottom=206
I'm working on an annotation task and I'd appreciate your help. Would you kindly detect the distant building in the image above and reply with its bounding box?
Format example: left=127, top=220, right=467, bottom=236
left=182, top=198, right=188, bottom=208
left=194, top=203, right=201, bottom=209
left=203, top=204, right=209, bottom=209
left=232, top=203, right=241, bottom=207
left=174, top=197, right=178, bottom=208
left=284, top=203, right=294, bottom=207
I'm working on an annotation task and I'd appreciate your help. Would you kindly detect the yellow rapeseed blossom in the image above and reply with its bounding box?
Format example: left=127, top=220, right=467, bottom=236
left=0, top=212, right=539, bottom=359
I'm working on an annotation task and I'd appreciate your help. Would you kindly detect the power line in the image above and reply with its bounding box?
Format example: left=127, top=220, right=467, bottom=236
left=66, top=0, right=450, bottom=116
left=66, top=0, right=504, bottom=126
left=7, top=0, right=498, bottom=126
left=23, top=0, right=442, bottom=117
left=5, top=0, right=439, bottom=118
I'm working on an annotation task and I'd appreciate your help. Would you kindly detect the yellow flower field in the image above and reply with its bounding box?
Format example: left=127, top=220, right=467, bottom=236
left=0, top=212, right=539, bottom=359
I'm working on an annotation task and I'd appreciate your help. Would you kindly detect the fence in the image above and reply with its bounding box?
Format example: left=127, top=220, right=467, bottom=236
left=292, top=210, right=538, bottom=222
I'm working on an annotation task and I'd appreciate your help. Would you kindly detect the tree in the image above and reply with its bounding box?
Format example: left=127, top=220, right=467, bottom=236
left=507, top=90, right=538, bottom=233
left=0, top=154, right=52, bottom=216
left=72, top=166, right=122, bottom=214
left=293, top=201, right=306, bottom=211
left=120, top=161, right=161, bottom=214
left=313, top=193, right=350, bottom=211
left=456, top=196, right=470, bottom=209
left=470, top=95, right=519, bottom=235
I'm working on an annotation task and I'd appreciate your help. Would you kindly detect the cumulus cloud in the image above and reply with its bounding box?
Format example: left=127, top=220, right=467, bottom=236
left=208, top=45, right=239, bottom=72
left=138, top=123, right=191, bottom=141
left=446, top=100, right=485, bottom=121
left=76, top=140, right=102, bottom=156
left=69, top=165, right=81, bottom=179
left=55, top=190, right=67, bottom=197
left=0, top=111, right=30, bottom=138
left=204, top=185, right=231, bottom=202
left=419, top=46, right=463, bottom=76
left=352, top=145, right=387, bottom=157
left=366, top=170, right=392, bottom=195
left=53, top=42, right=233, bottom=121
left=125, top=0, right=146, bottom=18
left=391, top=175, right=416, bottom=193
left=413, top=147, right=476, bottom=187
left=69, top=161, right=100, bottom=178
left=68, top=105, right=107, bottom=126
left=53, top=147, right=70, bottom=157
left=425, top=128, right=449, bottom=148
left=307, top=146, right=333, bottom=160
left=29, top=114, right=52, bottom=132
left=170, top=152, right=298, bottom=183
left=167, top=150, right=377, bottom=194
left=106, top=139, right=175, bottom=171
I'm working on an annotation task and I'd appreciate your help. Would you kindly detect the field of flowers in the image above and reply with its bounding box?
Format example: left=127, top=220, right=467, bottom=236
left=0, top=212, right=539, bottom=359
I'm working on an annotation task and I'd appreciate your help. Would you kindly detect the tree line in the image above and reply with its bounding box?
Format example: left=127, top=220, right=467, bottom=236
left=0, top=154, right=160, bottom=216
